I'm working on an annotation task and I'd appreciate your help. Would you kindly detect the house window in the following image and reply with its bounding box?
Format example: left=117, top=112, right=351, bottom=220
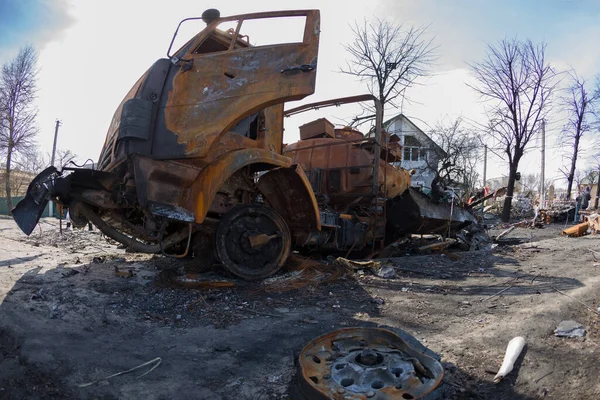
left=403, top=135, right=426, bottom=161
left=403, top=146, right=426, bottom=161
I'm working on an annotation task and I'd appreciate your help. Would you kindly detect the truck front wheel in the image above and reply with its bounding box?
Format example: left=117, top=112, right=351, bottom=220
left=215, top=205, right=291, bottom=280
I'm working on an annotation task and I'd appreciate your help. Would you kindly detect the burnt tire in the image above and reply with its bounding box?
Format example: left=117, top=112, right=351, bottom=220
left=215, top=205, right=291, bottom=280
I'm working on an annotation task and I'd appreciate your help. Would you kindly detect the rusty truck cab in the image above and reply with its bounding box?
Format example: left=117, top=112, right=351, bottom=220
left=13, top=10, right=323, bottom=280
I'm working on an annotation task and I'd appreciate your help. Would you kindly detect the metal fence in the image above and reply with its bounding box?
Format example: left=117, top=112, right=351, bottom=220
left=0, top=196, right=52, bottom=217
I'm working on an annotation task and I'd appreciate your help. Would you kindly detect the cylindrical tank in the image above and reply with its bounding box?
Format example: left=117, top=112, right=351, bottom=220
left=284, top=137, right=411, bottom=210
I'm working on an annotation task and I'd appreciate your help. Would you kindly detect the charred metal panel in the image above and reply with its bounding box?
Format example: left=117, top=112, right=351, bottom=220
left=76, top=190, right=119, bottom=209
left=98, top=58, right=176, bottom=169
left=132, top=155, right=201, bottom=208
left=128, top=58, right=178, bottom=158
left=327, top=170, right=341, bottom=193
left=335, top=217, right=367, bottom=250
left=118, top=98, right=153, bottom=140
left=257, top=165, right=321, bottom=234
left=98, top=76, right=145, bottom=171
left=148, top=201, right=195, bottom=222
left=387, top=187, right=477, bottom=236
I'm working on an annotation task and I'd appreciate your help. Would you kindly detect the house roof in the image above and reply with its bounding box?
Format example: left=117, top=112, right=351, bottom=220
left=580, top=177, right=598, bottom=186
left=382, top=112, right=447, bottom=157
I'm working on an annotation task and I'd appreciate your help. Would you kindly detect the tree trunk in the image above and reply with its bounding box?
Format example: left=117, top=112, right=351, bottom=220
left=501, top=164, right=518, bottom=222
left=565, top=135, right=581, bottom=200
left=595, top=167, right=600, bottom=209
left=4, top=148, right=13, bottom=214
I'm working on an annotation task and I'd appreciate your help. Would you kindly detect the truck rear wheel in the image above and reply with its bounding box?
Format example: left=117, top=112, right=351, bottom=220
left=215, top=205, right=291, bottom=280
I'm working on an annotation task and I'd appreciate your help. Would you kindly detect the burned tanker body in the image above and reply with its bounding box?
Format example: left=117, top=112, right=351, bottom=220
left=13, top=9, right=478, bottom=280
left=283, top=96, right=478, bottom=256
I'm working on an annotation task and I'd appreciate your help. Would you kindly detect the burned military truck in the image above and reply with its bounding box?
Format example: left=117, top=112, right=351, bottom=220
left=13, top=9, right=477, bottom=280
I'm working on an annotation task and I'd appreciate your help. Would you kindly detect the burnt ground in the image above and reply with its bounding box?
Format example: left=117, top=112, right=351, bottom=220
left=0, top=216, right=599, bottom=399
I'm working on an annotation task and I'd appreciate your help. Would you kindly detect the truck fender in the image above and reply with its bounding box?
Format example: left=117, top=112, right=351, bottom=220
left=186, top=148, right=293, bottom=224
left=257, top=165, right=321, bottom=233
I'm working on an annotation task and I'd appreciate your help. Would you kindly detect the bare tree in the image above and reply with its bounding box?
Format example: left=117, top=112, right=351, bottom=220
left=340, top=18, right=435, bottom=124
left=9, top=147, right=47, bottom=173
left=54, top=149, right=77, bottom=169
left=0, top=46, right=38, bottom=213
left=0, top=147, right=46, bottom=198
left=521, top=173, right=540, bottom=196
left=573, top=169, right=584, bottom=193
left=559, top=72, right=599, bottom=199
left=521, top=173, right=553, bottom=199
left=469, top=39, right=556, bottom=221
left=425, top=117, right=481, bottom=197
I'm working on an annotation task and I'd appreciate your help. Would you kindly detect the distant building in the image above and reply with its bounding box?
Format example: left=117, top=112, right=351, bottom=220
left=0, top=167, right=37, bottom=197
left=382, top=113, right=447, bottom=191
left=486, top=176, right=521, bottom=192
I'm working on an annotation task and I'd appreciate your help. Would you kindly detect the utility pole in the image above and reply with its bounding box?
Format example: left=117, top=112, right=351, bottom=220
left=483, top=145, right=487, bottom=188
left=49, top=119, right=61, bottom=218
left=540, top=119, right=546, bottom=208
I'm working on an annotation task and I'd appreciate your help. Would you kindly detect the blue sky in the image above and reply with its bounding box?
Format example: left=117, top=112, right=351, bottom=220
left=0, top=0, right=72, bottom=58
left=0, top=0, right=599, bottom=185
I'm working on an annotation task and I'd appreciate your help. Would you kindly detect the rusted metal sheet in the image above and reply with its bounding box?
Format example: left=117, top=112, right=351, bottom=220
left=165, top=10, right=321, bottom=159
left=285, top=138, right=411, bottom=209
left=283, top=95, right=408, bottom=212
left=98, top=10, right=319, bottom=171
left=184, top=148, right=292, bottom=223
left=335, top=126, right=364, bottom=140
left=562, top=222, right=589, bottom=237
left=294, top=327, right=443, bottom=399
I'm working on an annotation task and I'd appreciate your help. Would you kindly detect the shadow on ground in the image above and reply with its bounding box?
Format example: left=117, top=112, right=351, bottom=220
left=0, top=253, right=543, bottom=400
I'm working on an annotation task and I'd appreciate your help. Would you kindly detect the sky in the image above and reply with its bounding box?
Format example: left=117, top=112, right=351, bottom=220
left=1, top=0, right=599, bottom=188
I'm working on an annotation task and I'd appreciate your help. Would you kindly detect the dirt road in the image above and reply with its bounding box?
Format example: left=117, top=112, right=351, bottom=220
left=1, top=216, right=599, bottom=399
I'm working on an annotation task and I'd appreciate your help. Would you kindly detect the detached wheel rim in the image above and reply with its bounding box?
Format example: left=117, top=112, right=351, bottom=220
left=215, top=205, right=291, bottom=280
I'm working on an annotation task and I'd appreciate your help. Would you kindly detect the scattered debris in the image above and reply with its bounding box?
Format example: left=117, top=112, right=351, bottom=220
left=77, top=357, right=162, bottom=388
left=481, top=284, right=516, bottom=302
left=30, top=289, right=45, bottom=301
left=371, top=297, right=385, bottom=305
left=493, top=336, right=526, bottom=383
left=534, top=370, right=554, bottom=384
left=550, top=286, right=599, bottom=315
left=586, top=213, right=600, bottom=234
left=494, top=226, right=516, bottom=241
left=168, top=273, right=236, bottom=289
left=538, top=206, right=574, bottom=223
left=418, top=238, right=457, bottom=253
left=49, top=303, right=59, bottom=319
left=258, top=256, right=348, bottom=293
left=554, top=321, right=586, bottom=338
left=373, top=264, right=397, bottom=279
left=61, top=268, right=79, bottom=278
left=561, top=222, right=589, bottom=237
left=114, top=266, right=135, bottom=278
